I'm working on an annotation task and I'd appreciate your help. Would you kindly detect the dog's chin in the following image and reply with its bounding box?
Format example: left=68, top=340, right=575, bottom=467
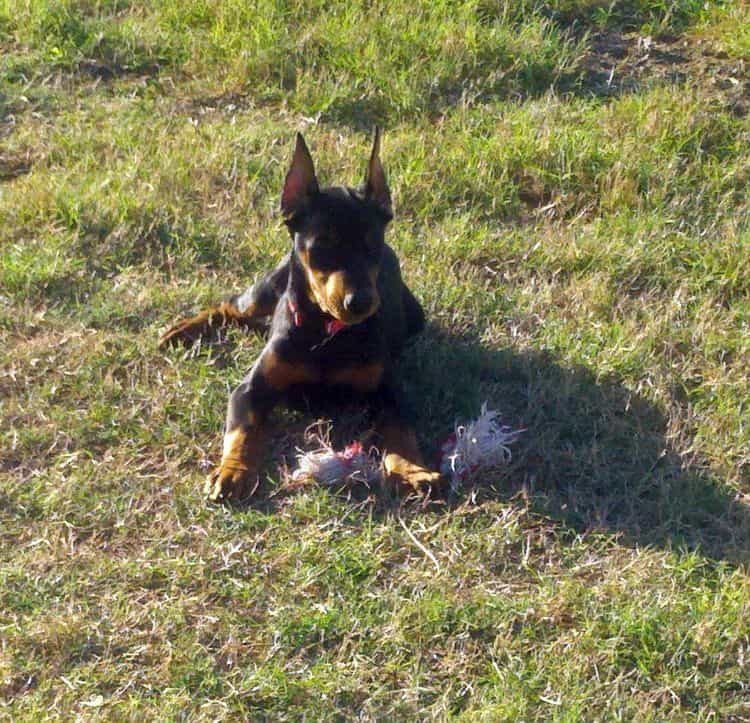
left=329, top=301, right=380, bottom=327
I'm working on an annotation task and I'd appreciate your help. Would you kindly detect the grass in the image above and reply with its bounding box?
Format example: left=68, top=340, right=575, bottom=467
left=2, top=0, right=750, bottom=719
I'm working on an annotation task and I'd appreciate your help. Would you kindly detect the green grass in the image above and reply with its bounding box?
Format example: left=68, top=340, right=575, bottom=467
left=2, top=0, right=750, bottom=719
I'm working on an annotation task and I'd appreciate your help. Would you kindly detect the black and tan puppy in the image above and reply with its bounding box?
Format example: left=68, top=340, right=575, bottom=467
left=161, top=130, right=444, bottom=502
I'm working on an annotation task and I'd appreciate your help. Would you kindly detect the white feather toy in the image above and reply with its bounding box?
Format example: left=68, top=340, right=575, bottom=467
left=437, top=403, right=524, bottom=493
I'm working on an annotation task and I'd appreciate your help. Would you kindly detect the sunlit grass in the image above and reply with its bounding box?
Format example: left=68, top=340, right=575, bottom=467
left=2, top=0, right=749, bottom=719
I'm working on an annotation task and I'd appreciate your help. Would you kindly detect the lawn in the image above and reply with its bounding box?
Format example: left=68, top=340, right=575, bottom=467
left=2, top=0, right=750, bottom=719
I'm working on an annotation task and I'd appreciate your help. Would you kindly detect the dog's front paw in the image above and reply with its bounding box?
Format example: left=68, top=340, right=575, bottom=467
left=204, top=463, right=257, bottom=503
left=204, top=426, right=262, bottom=503
left=386, top=460, right=448, bottom=499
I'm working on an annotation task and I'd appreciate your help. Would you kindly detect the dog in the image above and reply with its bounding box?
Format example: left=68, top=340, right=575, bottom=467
left=160, top=129, right=445, bottom=502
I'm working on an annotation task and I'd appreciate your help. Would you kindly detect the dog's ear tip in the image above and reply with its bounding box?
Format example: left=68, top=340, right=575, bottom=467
left=365, top=129, right=391, bottom=215
left=294, top=132, right=310, bottom=153
left=282, top=132, right=318, bottom=217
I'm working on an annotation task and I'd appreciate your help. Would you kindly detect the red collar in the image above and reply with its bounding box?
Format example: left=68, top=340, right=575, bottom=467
left=288, top=298, right=349, bottom=337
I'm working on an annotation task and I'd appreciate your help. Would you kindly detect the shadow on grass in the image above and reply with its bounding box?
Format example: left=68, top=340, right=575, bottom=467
left=394, top=324, right=750, bottom=567
left=241, top=322, right=749, bottom=568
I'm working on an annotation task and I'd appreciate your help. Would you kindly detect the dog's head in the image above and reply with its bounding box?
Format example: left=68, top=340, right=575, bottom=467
left=280, top=130, right=392, bottom=325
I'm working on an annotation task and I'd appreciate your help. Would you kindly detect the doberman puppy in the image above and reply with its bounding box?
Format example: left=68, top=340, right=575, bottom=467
left=161, top=129, right=445, bottom=502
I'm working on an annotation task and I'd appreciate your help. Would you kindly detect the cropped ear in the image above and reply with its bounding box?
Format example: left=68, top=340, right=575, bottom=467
left=364, top=127, right=392, bottom=218
left=281, top=133, right=319, bottom=220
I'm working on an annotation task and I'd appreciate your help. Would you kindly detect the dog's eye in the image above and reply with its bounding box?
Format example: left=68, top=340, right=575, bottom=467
left=308, top=244, right=338, bottom=270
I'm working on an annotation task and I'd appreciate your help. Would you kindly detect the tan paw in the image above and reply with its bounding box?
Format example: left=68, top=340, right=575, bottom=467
left=203, top=464, right=257, bottom=503
left=387, top=462, right=448, bottom=498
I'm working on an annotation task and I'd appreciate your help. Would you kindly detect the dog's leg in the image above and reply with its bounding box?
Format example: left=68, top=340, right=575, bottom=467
left=374, top=378, right=446, bottom=498
left=204, top=345, right=319, bottom=502
left=159, top=254, right=290, bottom=347
left=159, top=299, right=266, bottom=347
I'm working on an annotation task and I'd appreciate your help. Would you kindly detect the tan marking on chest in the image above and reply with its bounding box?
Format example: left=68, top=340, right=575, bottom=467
left=261, top=350, right=320, bottom=390
left=327, top=362, right=384, bottom=393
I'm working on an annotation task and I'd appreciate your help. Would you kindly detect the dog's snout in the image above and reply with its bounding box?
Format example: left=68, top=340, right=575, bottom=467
left=343, top=289, right=374, bottom=316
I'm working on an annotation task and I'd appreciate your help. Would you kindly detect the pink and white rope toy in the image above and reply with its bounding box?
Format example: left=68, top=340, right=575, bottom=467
left=291, top=440, right=381, bottom=487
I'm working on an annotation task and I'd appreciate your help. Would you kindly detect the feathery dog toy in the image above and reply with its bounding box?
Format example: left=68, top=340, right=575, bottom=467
left=437, top=403, right=524, bottom=493
left=161, top=130, right=446, bottom=502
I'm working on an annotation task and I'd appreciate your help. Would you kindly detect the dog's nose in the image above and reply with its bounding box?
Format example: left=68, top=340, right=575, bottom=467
left=343, top=289, right=374, bottom=316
